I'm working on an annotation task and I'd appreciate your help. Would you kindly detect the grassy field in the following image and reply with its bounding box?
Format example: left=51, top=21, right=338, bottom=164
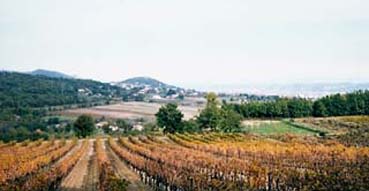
left=243, top=116, right=369, bottom=136
left=242, top=120, right=319, bottom=135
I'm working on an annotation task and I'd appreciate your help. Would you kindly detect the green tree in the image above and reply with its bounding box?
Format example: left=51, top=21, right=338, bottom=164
left=182, top=119, right=200, bottom=133
left=197, top=107, right=220, bottom=130
left=216, top=90, right=369, bottom=119
left=7, top=127, right=18, bottom=141
left=116, top=119, right=131, bottom=132
left=287, top=99, right=312, bottom=118
left=74, top=115, right=95, bottom=138
left=312, top=100, right=328, bottom=117
left=16, top=127, right=31, bottom=141
left=155, top=103, right=184, bottom=134
left=47, top=117, right=60, bottom=125
left=324, top=94, right=347, bottom=116
left=197, top=92, right=221, bottom=131
left=219, top=107, right=242, bottom=132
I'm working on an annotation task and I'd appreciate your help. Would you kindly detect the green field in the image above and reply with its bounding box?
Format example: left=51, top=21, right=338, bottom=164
left=243, top=121, right=318, bottom=135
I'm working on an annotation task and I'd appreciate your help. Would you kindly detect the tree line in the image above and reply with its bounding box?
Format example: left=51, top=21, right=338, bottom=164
left=155, top=91, right=369, bottom=134
left=156, top=92, right=243, bottom=133
left=228, top=90, right=369, bottom=118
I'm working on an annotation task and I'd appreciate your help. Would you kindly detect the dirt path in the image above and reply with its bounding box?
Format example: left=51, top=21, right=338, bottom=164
left=82, top=149, right=98, bottom=191
left=55, top=140, right=82, bottom=166
left=105, top=141, right=152, bottom=191
left=60, top=140, right=98, bottom=191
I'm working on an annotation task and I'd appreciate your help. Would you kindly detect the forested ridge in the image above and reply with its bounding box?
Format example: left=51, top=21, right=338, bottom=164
left=0, top=71, right=125, bottom=108
left=0, top=71, right=127, bottom=142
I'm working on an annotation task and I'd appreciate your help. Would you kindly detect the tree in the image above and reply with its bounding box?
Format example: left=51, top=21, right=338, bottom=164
left=211, top=90, right=369, bottom=119
left=182, top=119, right=200, bottom=133
left=155, top=103, right=184, bottom=133
left=287, top=99, right=313, bottom=118
left=47, top=117, right=60, bottom=125
left=116, top=119, right=131, bottom=132
left=329, top=94, right=347, bottom=116
left=15, top=127, right=31, bottom=141
left=197, top=92, right=221, bottom=131
left=197, top=107, right=220, bottom=130
left=74, top=115, right=95, bottom=138
left=219, top=107, right=242, bottom=132
left=312, top=100, right=328, bottom=117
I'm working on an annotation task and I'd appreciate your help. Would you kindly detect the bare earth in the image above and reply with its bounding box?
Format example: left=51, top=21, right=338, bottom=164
left=105, top=140, right=151, bottom=191
left=55, top=140, right=81, bottom=166
left=61, top=101, right=202, bottom=120
left=59, top=139, right=150, bottom=191
left=60, top=140, right=98, bottom=191
left=82, top=150, right=98, bottom=191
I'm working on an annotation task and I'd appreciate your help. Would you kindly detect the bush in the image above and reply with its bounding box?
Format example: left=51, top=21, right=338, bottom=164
left=74, top=115, right=95, bottom=138
left=182, top=119, right=200, bottom=133
left=155, top=103, right=184, bottom=134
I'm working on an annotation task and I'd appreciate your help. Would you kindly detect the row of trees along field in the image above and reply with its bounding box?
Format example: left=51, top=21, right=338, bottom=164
left=228, top=90, right=369, bottom=118
left=155, top=91, right=369, bottom=134
left=156, top=93, right=243, bottom=133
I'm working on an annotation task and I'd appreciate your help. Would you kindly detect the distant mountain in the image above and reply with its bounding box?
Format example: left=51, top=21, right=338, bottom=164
left=196, top=82, right=369, bottom=98
left=270, top=83, right=369, bottom=98
left=112, top=77, right=203, bottom=101
left=29, top=69, right=73, bottom=79
left=116, top=77, right=178, bottom=89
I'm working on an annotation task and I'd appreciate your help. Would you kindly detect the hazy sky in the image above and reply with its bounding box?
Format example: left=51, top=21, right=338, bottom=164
left=0, top=0, right=368, bottom=88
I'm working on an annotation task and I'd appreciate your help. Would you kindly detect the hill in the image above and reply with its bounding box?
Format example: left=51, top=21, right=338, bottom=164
left=0, top=71, right=125, bottom=108
left=29, top=69, right=73, bottom=79
left=113, top=77, right=202, bottom=101
left=0, top=71, right=132, bottom=143
left=117, top=77, right=177, bottom=89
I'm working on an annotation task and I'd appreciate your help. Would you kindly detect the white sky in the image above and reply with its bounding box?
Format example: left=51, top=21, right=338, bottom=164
left=0, top=0, right=368, bottom=88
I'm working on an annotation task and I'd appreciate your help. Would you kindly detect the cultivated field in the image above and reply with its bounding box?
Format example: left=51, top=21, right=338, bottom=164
left=1, top=116, right=369, bottom=190
left=296, top=116, right=369, bottom=133
left=60, top=102, right=202, bottom=121
left=295, top=116, right=369, bottom=147
left=1, top=131, right=369, bottom=191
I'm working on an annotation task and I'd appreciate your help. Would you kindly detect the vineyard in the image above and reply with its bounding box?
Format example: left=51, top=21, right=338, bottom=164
left=0, top=133, right=368, bottom=191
